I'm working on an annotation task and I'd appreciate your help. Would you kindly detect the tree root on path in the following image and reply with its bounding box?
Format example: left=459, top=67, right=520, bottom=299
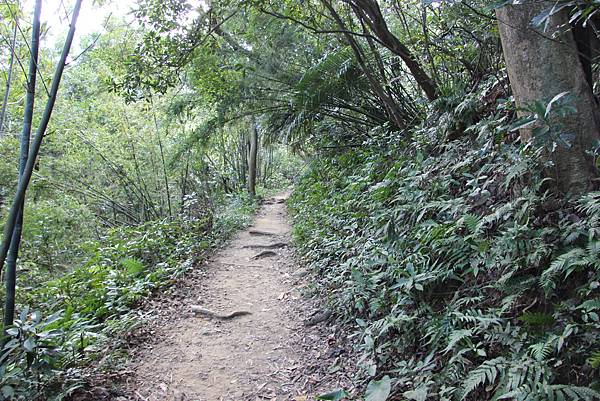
left=191, top=306, right=252, bottom=320
left=252, top=250, right=277, bottom=259
left=242, top=242, right=288, bottom=249
left=249, top=229, right=276, bottom=236
left=262, top=198, right=286, bottom=205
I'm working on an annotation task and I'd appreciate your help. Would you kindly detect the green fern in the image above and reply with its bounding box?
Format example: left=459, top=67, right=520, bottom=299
left=541, top=248, right=587, bottom=291
left=518, top=312, right=555, bottom=327
left=577, top=299, right=600, bottom=312
left=444, top=329, right=473, bottom=353
left=528, top=340, right=555, bottom=361
left=462, top=213, right=482, bottom=235
left=498, top=383, right=600, bottom=400
left=577, top=192, right=600, bottom=226
left=587, top=351, right=600, bottom=369
left=120, top=257, right=145, bottom=276
left=461, top=358, right=506, bottom=400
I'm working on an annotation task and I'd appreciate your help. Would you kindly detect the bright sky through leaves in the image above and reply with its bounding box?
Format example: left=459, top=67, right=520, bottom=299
left=22, top=0, right=136, bottom=50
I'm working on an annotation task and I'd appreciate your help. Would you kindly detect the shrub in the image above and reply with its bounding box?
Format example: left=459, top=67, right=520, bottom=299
left=290, top=105, right=600, bottom=400
left=0, top=195, right=256, bottom=400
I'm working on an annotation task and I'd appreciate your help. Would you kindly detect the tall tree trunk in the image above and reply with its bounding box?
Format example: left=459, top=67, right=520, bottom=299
left=3, top=0, right=42, bottom=331
left=247, top=117, right=258, bottom=198
left=152, top=106, right=172, bottom=217
left=0, top=22, right=18, bottom=138
left=0, top=0, right=82, bottom=285
left=180, top=148, right=191, bottom=213
left=237, top=133, right=247, bottom=187
left=496, top=3, right=600, bottom=194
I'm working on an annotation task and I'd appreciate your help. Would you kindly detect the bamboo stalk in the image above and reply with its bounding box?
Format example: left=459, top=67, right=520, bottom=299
left=0, top=21, right=18, bottom=137
left=3, top=0, right=42, bottom=330
left=0, top=0, right=83, bottom=284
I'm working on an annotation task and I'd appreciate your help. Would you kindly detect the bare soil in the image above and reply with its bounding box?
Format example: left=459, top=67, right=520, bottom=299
left=114, top=194, right=358, bottom=401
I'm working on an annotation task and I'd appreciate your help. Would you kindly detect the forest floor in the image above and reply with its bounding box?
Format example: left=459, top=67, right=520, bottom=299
left=112, top=192, right=358, bottom=401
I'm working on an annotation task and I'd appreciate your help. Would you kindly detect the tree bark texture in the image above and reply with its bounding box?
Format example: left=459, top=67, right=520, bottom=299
left=496, top=2, right=600, bottom=194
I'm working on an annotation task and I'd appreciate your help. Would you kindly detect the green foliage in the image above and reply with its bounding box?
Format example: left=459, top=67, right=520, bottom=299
left=289, top=91, right=600, bottom=400
left=20, top=197, right=95, bottom=271
left=266, top=46, right=376, bottom=147
left=0, top=309, right=80, bottom=401
left=519, top=312, right=555, bottom=328
left=34, top=217, right=211, bottom=319
left=0, top=195, right=256, bottom=400
left=317, top=389, right=349, bottom=400
left=365, top=376, right=391, bottom=401
left=2, top=0, right=599, bottom=400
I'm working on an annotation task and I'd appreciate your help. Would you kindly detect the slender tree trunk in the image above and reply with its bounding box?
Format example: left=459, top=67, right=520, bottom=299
left=3, top=0, right=42, bottom=331
left=248, top=117, right=258, bottom=198
left=0, top=0, right=82, bottom=284
left=496, top=3, right=600, bottom=194
left=128, top=138, right=159, bottom=220
left=151, top=107, right=172, bottom=217
left=420, top=8, right=438, bottom=86
left=180, top=148, right=191, bottom=213
left=345, top=0, right=439, bottom=100
left=238, top=133, right=247, bottom=187
left=0, top=22, right=18, bottom=138
left=320, top=0, right=407, bottom=129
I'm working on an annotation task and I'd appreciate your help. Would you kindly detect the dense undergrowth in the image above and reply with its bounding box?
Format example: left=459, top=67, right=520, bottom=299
left=0, top=194, right=256, bottom=400
left=290, top=90, right=600, bottom=400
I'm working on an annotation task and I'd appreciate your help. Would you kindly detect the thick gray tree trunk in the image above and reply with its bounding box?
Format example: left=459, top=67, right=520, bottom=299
left=496, top=3, right=600, bottom=194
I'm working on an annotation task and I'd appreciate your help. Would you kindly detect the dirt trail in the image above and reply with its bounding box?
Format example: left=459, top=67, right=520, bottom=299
left=120, top=193, right=356, bottom=401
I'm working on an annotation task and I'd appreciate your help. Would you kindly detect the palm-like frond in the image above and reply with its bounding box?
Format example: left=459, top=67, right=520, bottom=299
left=266, top=46, right=376, bottom=146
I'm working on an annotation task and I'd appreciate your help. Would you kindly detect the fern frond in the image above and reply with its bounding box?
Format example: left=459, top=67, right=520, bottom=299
left=577, top=299, right=600, bottom=311
left=461, top=213, right=482, bottom=235
left=461, top=357, right=506, bottom=400
left=577, top=192, right=600, bottom=225
left=452, top=310, right=503, bottom=329
left=518, top=312, right=555, bottom=327
left=444, top=329, right=473, bottom=353
left=528, top=341, right=555, bottom=361
left=587, top=350, right=600, bottom=369
left=541, top=248, right=586, bottom=291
